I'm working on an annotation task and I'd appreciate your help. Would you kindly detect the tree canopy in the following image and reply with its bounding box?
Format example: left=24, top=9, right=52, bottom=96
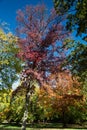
left=0, top=29, right=22, bottom=89
left=64, top=39, right=87, bottom=81
left=53, top=0, right=87, bottom=36
left=16, top=5, right=69, bottom=84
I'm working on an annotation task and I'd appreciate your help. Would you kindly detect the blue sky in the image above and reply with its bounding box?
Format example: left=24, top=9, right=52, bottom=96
left=0, top=0, right=53, bottom=33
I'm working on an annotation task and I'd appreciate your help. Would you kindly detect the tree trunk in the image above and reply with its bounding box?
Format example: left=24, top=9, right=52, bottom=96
left=21, top=90, right=30, bottom=130
left=62, top=109, right=67, bottom=128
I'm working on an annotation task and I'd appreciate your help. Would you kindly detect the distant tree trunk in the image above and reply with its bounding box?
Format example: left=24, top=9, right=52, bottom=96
left=62, top=108, right=67, bottom=128
left=21, top=88, right=30, bottom=130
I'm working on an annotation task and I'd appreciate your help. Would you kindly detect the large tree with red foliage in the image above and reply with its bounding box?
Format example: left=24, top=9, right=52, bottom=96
left=15, top=5, right=69, bottom=130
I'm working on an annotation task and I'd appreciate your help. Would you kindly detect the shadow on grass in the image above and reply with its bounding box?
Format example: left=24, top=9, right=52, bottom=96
left=0, top=123, right=20, bottom=130
left=0, top=123, right=62, bottom=129
left=0, top=122, right=87, bottom=130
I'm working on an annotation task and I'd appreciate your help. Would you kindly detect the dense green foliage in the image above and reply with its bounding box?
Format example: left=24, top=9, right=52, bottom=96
left=53, top=0, right=87, bottom=35
left=0, top=30, right=23, bottom=89
left=64, top=39, right=87, bottom=80
left=0, top=86, right=87, bottom=125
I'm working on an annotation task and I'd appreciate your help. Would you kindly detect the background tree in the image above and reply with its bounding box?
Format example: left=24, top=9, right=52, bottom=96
left=0, top=89, right=12, bottom=122
left=64, top=40, right=87, bottom=81
left=7, top=94, right=25, bottom=124
left=63, top=39, right=87, bottom=120
left=53, top=0, right=87, bottom=100
left=15, top=4, right=69, bottom=130
left=53, top=0, right=87, bottom=36
left=38, top=71, right=86, bottom=126
left=0, top=29, right=23, bottom=89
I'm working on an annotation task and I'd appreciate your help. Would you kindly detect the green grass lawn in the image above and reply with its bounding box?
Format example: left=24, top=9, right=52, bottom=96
left=0, top=123, right=87, bottom=130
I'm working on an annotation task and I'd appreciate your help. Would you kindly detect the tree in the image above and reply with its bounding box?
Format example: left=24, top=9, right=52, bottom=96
left=64, top=39, right=87, bottom=81
left=0, top=89, right=12, bottom=122
left=53, top=0, right=87, bottom=36
left=49, top=71, right=84, bottom=126
left=0, top=29, right=23, bottom=89
left=38, top=71, right=85, bottom=127
left=7, top=94, right=25, bottom=124
left=15, top=4, right=69, bottom=130
left=64, top=40, right=87, bottom=114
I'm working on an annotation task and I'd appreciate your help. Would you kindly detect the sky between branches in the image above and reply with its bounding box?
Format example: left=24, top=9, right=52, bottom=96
left=0, top=0, right=53, bottom=33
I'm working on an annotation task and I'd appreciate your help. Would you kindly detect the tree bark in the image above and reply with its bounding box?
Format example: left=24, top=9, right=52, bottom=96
left=62, top=108, right=67, bottom=128
left=21, top=90, right=30, bottom=130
